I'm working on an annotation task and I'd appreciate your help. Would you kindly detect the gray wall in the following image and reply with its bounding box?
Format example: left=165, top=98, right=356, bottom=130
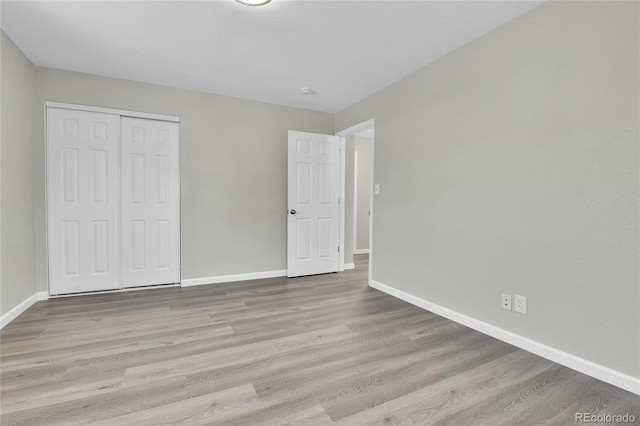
left=335, top=1, right=639, bottom=378
left=355, top=136, right=371, bottom=251
left=1, top=31, right=37, bottom=316
left=32, top=67, right=334, bottom=290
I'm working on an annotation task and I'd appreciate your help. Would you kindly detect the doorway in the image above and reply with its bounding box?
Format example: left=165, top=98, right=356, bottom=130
left=336, top=120, right=375, bottom=283
left=285, top=120, right=374, bottom=280
left=353, top=129, right=372, bottom=256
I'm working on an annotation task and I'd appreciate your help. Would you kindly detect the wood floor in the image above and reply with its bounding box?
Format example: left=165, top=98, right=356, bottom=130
left=1, top=255, right=638, bottom=425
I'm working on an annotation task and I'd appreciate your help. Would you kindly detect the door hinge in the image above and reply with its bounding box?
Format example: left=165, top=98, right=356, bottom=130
left=338, top=246, right=340, bottom=253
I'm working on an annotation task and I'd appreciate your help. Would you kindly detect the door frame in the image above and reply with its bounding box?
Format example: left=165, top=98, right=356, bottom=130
left=336, top=119, right=375, bottom=280
left=45, top=101, right=180, bottom=123
left=44, top=101, right=180, bottom=296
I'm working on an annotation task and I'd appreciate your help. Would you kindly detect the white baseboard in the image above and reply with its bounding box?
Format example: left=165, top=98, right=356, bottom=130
left=344, top=263, right=355, bottom=270
left=0, top=291, right=48, bottom=329
left=181, top=269, right=287, bottom=287
left=369, top=280, right=640, bottom=396
left=353, top=249, right=370, bottom=254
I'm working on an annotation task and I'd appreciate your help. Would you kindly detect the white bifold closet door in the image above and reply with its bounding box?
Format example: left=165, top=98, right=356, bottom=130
left=47, top=108, right=180, bottom=295
left=120, top=117, right=180, bottom=288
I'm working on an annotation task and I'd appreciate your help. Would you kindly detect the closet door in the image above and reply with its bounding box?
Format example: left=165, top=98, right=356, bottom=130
left=47, top=108, right=120, bottom=295
left=121, top=118, right=180, bottom=288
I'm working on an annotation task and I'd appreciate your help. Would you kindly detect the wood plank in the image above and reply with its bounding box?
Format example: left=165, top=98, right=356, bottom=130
left=1, top=255, right=638, bottom=425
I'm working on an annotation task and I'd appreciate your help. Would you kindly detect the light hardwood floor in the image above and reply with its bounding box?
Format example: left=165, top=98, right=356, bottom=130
left=1, top=255, right=638, bottom=425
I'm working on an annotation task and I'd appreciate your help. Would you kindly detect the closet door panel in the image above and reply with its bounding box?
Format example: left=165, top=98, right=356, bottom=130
left=121, top=118, right=180, bottom=287
left=47, top=108, right=120, bottom=295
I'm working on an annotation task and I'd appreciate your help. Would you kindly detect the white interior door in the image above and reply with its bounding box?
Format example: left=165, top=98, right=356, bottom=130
left=287, top=131, right=340, bottom=277
left=121, top=117, right=180, bottom=288
left=47, top=108, right=120, bottom=295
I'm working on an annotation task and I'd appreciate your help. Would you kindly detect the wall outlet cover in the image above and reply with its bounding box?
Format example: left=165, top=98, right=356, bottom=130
left=515, top=295, right=527, bottom=314
left=502, top=293, right=512, bottom=311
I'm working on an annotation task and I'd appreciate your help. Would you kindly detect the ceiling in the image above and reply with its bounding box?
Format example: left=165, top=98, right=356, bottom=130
left=1, top=0, right=542, bottom=113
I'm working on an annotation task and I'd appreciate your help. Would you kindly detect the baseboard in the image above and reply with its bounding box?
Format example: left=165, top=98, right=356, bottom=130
left=344, top=263, right=355, bottom=270
left=181, top=269, right=287, bottom=287
left=353, top=249, right=370, bottom=254
left=0, top=291, right=48, bottom=329
left=369, top=279, right=640, bottom=396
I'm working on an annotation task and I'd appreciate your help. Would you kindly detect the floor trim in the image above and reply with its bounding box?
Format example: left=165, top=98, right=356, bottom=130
left=181, top=270, right=287, bottom=287
left=369, top=279, right=640, bottom=395
left=0, top=291, right=49, bottom=329
left=49, top=284, right=180, bottom=298
left=344, top=263, right=355, bottom=270
left=353, top=249, right=370, bottom=254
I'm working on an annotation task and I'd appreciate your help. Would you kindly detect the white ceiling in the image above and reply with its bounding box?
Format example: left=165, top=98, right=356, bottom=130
left=1, top=0, right=542, bottom=113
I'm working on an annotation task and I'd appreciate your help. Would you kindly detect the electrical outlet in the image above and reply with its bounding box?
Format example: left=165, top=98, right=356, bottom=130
left=515, top=295, right=527, bottom=314
left=501, top=294, right=512, bottom=311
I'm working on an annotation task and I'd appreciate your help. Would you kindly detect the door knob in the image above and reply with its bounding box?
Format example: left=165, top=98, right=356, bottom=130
left=290, top=209, right=297, bottom=215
